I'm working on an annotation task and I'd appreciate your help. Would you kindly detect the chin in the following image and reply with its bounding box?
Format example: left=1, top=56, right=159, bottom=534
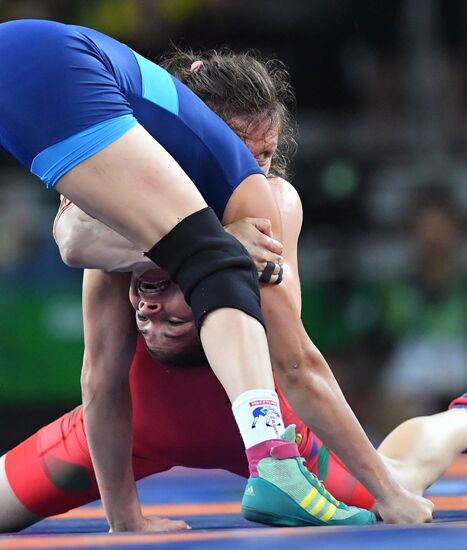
left=144, top=339, right=208, bottom=369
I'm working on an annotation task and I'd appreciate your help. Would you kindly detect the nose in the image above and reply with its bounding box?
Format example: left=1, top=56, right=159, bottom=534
left=138, top=300, right=162, bottom=316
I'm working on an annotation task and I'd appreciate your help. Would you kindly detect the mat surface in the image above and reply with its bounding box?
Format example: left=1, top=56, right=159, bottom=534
left=1, top=457, right=467, bottom=549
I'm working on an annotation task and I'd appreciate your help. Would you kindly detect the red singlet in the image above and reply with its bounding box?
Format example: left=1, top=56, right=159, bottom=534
left=5, top=335, right=374, bottom=517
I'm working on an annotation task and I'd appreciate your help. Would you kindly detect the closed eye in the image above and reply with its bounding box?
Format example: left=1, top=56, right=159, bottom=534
left=167, top=319, right=187, bottom=326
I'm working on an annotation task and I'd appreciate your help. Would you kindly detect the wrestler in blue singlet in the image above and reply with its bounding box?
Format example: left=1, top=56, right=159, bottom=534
left=0, top=19, right=262, bottom=218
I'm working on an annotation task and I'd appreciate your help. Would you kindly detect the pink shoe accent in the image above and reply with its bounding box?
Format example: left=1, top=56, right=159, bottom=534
left=246, top=439, right=300, bottom=476
left=448, top=393, right=467, bottom=410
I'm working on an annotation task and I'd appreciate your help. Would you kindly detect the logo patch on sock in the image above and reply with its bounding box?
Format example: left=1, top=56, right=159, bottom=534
left=251, top=404, right=282, bottom=433
left=232, top=389, right=285, bottom=448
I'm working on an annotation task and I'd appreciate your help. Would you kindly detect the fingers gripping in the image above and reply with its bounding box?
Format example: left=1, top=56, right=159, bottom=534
left=259, top=261, right=283, bottom=285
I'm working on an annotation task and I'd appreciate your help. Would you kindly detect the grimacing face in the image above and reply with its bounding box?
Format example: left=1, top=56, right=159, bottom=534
left=131, top=121, right=280, bottom=364
left=129, top=268, right=206, bottom=367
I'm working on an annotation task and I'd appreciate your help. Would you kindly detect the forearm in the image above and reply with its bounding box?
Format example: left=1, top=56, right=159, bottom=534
left=262, top=283, right=400, bottom=501
left=54, top=203, right=151, bottom=272
left=82, top=369, right=143, bottom=530
left=72, top=228, right=148, bottom=272
left=81, top=270, right=142, bottom=530
left=277, top=349, right=397, bottom=500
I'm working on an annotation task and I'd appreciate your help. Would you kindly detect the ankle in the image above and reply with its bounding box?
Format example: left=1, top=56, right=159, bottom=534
left=246, top=439, right=300, bottom=476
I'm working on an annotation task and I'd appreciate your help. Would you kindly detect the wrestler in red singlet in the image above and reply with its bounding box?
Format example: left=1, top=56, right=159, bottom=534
left=5, top=335, right=374, bottom=519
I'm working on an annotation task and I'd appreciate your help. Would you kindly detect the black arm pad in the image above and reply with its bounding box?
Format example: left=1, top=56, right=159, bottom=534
left=145, top=207, right=265, bottom=331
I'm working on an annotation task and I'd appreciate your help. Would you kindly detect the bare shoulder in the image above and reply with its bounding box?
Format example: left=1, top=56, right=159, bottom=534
left=268, top=176, right=302, bottom=216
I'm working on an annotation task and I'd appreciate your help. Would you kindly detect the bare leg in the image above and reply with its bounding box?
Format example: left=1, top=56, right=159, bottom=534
left=0, top=455, right=41, bottom=532
left=201, top=309, right=274, bottom=401
left=378, top=409, right=467, bottom=496
left=55, top=124, right=207, bottom=250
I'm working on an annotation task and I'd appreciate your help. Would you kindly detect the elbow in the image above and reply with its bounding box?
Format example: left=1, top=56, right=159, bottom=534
left=80, top=357, right=109, bottom=404
left=80, top=355, right=130, bottom=404
left=54, top=215, right=88, bottom=268
left=80, top=358, right=98, bottom=404
left=57, top=234, right=86, bottom=268
left=273, top=344, right=326, bottom=390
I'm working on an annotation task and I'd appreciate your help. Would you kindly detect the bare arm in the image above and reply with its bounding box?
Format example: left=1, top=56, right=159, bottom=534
left=223, top=174, right=432, bottom=523
left=81, top=270, right=141, bottom=531
left=53, top=197, right=152, bottom=272
left=81, top=270, right=187, bottom=532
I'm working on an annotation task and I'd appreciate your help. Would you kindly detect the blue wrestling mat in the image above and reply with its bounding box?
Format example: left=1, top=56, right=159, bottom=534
left=1, top=458, right=467, bottom=550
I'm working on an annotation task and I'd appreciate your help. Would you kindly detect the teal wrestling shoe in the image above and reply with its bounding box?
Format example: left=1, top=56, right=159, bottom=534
left=242, top=426, right=376, bottom=527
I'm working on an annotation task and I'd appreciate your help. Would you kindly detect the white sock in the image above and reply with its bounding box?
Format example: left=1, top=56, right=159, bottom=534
left=232, top=389, right=284, bottom=449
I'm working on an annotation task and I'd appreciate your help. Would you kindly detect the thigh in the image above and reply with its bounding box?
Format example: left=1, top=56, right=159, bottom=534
left=55, top=124, right=208, bottom=250
left=4, top=407, right=99, bottom=519
left=0, top=455, right=41, bottom=532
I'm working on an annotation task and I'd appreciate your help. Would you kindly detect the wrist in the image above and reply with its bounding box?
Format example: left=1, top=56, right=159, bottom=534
left=108, top=507, right=145, bottom=532
left=103, top=475, right=143, bottom=532
left=371, top=471, right=404, bottom=503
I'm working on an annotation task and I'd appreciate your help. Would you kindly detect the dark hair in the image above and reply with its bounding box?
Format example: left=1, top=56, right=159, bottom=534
left=159, top=47, right=298, bottom=179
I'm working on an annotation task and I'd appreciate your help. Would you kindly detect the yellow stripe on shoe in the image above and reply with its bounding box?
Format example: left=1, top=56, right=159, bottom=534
left=321, top=503, right=337, bottom=522
left=300, top=487, right=318, bottom=509
left=309, top=495, right=327, bottom=516
left=242, top=427, right=377, bottom=527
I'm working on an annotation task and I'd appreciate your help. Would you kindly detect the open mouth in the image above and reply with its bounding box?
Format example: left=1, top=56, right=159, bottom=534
left=138, top=279, right=171, bottom=293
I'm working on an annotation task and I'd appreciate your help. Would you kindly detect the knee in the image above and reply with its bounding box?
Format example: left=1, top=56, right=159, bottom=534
left=146, top=207, right=264, bottom=329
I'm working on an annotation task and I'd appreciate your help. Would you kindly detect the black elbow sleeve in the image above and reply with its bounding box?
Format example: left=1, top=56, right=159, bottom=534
left=145, top=207, right=265, bottom=330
